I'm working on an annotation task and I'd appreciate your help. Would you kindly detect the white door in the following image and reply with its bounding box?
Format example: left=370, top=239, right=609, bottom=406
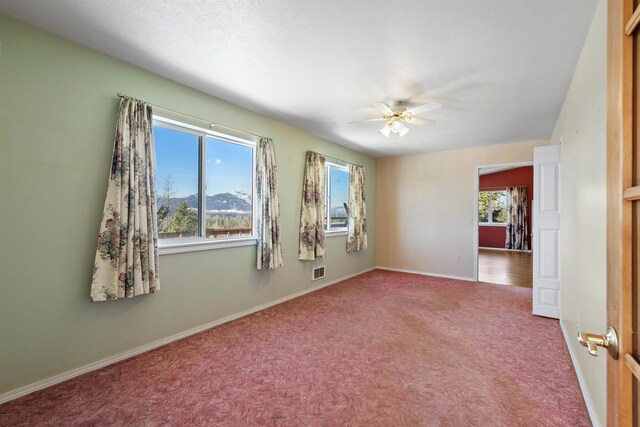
left=532, top=145, right=561, bottom=318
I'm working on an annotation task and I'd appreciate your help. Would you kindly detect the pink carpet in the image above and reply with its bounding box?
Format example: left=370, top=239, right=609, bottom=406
left=0, top=270, right=590, bottom=426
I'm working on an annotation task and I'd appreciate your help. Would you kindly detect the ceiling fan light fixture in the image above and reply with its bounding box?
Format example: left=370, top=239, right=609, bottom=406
left=355, top=99, right=442, bottom=142
left=392, top=121, right=409, bottom=135
left=391, top=120, right=404, bottom=132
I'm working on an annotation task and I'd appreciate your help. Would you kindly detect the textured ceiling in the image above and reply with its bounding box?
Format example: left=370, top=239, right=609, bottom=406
left=0, top=0, right=598, bottom=157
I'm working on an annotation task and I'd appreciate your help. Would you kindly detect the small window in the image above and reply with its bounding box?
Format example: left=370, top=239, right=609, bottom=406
left=154, top=117, right=255, bottom=245
left=479, top=190, right=507, bottom=224
left=325, top=163, right=349, bottom=231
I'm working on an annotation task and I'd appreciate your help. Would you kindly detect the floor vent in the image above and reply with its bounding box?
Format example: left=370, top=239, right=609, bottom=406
left=312, top=266, right=326, bottom=281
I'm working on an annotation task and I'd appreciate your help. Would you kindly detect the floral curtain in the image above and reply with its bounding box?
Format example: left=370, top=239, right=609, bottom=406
left=505, top=186, right=528, bottom=250
left=347, top=164, right=367, bottom=252
left=256, top=137, right=283, bottom=269
left=298, top=151, right=326, bottom=260
left=90, top=98, right=160, bottom=301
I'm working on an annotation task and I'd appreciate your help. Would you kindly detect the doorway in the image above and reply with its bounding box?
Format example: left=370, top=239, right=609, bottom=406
left=473, top=162, right=533, bottom=288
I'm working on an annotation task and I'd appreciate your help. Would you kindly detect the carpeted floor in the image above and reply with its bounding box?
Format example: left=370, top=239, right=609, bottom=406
left=0, top=270, right=589, bottom=426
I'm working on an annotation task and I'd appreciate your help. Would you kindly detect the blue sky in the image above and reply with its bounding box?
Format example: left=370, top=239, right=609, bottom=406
left=154, top=126, right=252, bottom=197
left=330, top=167, right=349, bottom=211
left=206, top=138, right=252, bottom=197
left=154, top=126, right=350, bottom=207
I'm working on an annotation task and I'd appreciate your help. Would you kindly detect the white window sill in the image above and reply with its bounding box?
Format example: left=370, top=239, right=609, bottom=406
left=479, top=223, right=507, bottom=227
left=159, top=236, right=257, bottom=255
left=325, top=229, right=348, bottom=237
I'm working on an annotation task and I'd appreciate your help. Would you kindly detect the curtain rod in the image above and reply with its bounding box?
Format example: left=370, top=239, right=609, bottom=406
left=315, top=152, right=363, bottom=169
left=117, top=93, right=264, bottom=140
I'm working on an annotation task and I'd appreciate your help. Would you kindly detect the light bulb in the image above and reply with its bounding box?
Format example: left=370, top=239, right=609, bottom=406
left=399, top=126, right=409, bottom=137
left=379, top=124, right=391, bottom=137
left=391, top=120, right=403, bottom=132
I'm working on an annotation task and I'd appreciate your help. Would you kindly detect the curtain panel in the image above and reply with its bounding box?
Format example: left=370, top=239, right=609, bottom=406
left=90, top=98, right=160, bottom=301
left=256, top=137, right=283, bottom=269
left=505, top=186, right=528, bottom=250
left=298, top=151, right=326, bottom=260
left=347, top=164, right=367, bottom=252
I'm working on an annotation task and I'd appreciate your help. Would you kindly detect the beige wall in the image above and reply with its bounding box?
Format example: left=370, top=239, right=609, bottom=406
left=551, top=0, right=607, bottom=424
left=0, top=17, right=376, bottom=396
left=376, top=139, right=548, bottom=279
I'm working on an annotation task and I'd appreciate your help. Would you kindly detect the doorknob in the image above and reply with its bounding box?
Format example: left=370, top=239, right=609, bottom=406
left=578, top=327, right=619, bottom=359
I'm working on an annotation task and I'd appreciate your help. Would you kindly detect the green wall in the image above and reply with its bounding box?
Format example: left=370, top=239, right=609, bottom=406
left=0, top=16, right=376, bottom=395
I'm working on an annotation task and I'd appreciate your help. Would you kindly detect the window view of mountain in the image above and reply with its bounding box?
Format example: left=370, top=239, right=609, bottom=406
left=156, top=190, right=253, bottom=239
left=153, top=122, right=255, bottom=240
left=159, top=191, right=251, bottom=213
left=330, top=204, right=348, bottom=228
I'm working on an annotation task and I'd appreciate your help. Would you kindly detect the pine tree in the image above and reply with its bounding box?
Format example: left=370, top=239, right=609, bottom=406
left=162, top=174, right=175, bottom=214
left=157, top=205, right=170, bottom=231
left=167, top=201, right=198, bottom=233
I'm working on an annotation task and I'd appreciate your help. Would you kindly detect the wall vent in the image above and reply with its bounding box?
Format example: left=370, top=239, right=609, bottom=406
left=312, top=266, right=326, bottom=281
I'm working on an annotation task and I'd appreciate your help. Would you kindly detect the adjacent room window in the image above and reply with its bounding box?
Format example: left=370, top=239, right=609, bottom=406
left=154, top=117, right=255, bottom=243
left=478, top=190, right=507, bottom=224
left=325, top=162, right=349, bottom=231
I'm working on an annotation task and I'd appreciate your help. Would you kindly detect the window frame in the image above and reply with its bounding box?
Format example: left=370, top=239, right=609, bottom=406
left=478, top=189, right=508, bottom=226
left=153, top=116, right=258, bottom=255
left=325, top=161, right=350, bottom=236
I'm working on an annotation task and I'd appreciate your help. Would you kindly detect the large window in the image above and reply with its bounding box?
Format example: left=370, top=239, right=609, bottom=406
left=154, top=117, right=255, bottom=245
left=479, top=190, right=507, bottom=224
left=325, top=163, right=349, bottom=231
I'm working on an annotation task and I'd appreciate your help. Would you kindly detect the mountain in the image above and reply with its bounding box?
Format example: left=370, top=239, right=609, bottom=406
left=331, top=204, right=348, bottom=217
left=233, top=191, right=251, bottom=204
left=206, top=193, right=251, bottom=212
left=158, top=192, right=251, bottom=213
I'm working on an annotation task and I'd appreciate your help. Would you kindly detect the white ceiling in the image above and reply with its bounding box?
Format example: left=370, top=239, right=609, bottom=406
left=0, top=0, right=598, bottom=157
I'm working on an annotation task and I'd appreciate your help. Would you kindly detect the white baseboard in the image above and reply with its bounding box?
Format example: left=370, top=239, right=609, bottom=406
left=560, top=321, right=600, bottom=427
left=375, top=266, right=475, bottom=282
left=0, top=266, right=376, bottom=404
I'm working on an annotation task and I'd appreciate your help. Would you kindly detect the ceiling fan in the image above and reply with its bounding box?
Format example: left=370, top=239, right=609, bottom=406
left=351, top=100, right=442, bottom=138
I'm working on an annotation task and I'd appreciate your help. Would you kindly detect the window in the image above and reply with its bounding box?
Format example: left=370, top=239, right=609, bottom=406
left=325, top=163, right=349, bottom=232
left=478, top=190, right=507, bottom=224
left=154, top=117, right=255, bottom=249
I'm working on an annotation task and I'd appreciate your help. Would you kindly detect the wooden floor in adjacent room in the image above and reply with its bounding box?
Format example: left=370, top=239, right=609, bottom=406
left=478, top=248, right=533, bottom=287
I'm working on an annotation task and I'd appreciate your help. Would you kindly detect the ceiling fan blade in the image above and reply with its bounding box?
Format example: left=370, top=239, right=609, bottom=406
left=348, top=118, right=387, bottom=124
left=409, top=117, right=436, bottom=126
left=373, top=102, right=394, bottom=115
left=407, top=101, right=442, bottom=115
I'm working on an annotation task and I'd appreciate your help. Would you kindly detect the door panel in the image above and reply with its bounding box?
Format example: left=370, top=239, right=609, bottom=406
left=540, top=164, right=559, bottom=212
left=539, top=229, right=559, bottom=280
left=539, top=288, right=558, bottom=307
left=533, top=145, right=561, bottom=319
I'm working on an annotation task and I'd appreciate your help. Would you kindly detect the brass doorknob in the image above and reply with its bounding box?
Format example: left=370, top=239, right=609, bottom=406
left=578, top=327, right=619, bottom=359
